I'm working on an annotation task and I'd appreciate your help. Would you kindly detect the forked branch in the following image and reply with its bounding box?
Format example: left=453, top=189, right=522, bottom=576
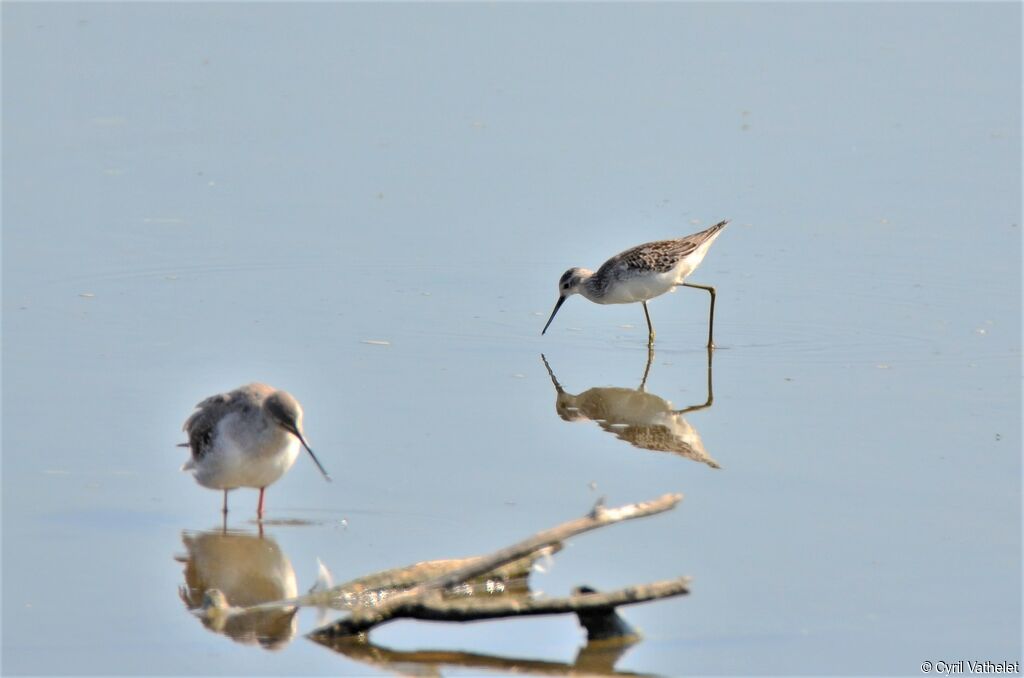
left=309, top=493, right=684, bottom=638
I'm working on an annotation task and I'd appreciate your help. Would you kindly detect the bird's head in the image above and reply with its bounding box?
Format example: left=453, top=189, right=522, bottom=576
left=542, top=268, right=592, bottom=335
left=264, top=391, right=331, bottom=482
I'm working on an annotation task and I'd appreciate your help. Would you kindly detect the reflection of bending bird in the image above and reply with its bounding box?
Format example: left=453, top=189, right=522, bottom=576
left=542, top=352, right=719, bottom=469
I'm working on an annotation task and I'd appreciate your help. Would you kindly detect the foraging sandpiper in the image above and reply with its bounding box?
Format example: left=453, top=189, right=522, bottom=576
left=542, top=220, right=727, bottom=346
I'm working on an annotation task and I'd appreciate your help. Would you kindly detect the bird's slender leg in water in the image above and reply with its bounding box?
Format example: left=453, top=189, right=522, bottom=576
left=642, top=301, right=655, bottom=345
left=680, top=282, right=717, bottom=349
left=677, top=346, right=715, bottom=415
left=639, top=345, right=655, bottom=391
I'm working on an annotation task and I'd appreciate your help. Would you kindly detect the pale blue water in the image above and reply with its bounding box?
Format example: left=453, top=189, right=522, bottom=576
left=3, top=3, right=1020, bottom=675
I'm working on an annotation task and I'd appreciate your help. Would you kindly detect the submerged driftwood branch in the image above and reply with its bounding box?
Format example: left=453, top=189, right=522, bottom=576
left=324, top=543, right=560, bottom=604
left=311, top=577, right=690, bottom=638
left=240, top=544, right=559, bottom=614
left=310, top=493, right=685, bottom=638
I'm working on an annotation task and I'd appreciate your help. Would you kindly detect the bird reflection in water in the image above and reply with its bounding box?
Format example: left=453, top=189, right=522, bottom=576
left=541, top=348, right=719, bottom=469
left=177, top=529, right=299, bottom=650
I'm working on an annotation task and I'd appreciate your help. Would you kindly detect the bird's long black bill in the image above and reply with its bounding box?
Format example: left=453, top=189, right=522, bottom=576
left=294, top=431, right=332, bottom=482
left=541, top=296, right=567, bottom=335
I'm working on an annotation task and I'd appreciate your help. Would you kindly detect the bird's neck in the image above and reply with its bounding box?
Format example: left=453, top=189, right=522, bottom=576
left=578, top=273, right=604, bottom=302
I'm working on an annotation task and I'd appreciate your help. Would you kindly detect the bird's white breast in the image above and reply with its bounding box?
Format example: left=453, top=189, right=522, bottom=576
left=596, top=268, right=682, bottom=304
left=189, top=417, right=301, bottom=490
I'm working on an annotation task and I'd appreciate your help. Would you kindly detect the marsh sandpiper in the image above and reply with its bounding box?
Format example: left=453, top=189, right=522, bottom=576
left=180, top=383, right=331, bottom=517
left=541, top=220, right=728, bottom=347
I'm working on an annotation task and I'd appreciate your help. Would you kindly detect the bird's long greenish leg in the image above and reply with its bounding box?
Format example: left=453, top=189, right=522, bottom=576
left=642, top=301, right=655, bottom=345
left=682, top=282, right=717, bottom=349
left=702, top=344, right=714, bottom=408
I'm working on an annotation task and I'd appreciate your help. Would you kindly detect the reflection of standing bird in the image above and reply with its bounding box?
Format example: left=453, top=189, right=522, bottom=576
left=542, top=354, right=719, bottom=469
left=178, top=530, right=298, bottom=650
left=181, top=383, right=331, bottom=517
left=542, top=220, right=727, bottom=346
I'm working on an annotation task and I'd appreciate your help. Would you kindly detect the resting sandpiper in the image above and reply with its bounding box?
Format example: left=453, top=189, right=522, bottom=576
left=181, top=383, right=331, bottom=517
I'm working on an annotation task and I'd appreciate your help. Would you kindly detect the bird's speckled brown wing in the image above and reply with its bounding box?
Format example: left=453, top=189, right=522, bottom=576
left=599, top=220, right=728, bottom=277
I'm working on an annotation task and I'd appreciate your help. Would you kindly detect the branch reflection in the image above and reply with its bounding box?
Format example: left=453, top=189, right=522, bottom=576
left=320, top=635, right=646, bottom=676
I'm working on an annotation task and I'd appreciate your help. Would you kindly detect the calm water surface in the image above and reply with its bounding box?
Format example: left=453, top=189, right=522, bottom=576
left=3, top=3, right=1020, bottom=675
